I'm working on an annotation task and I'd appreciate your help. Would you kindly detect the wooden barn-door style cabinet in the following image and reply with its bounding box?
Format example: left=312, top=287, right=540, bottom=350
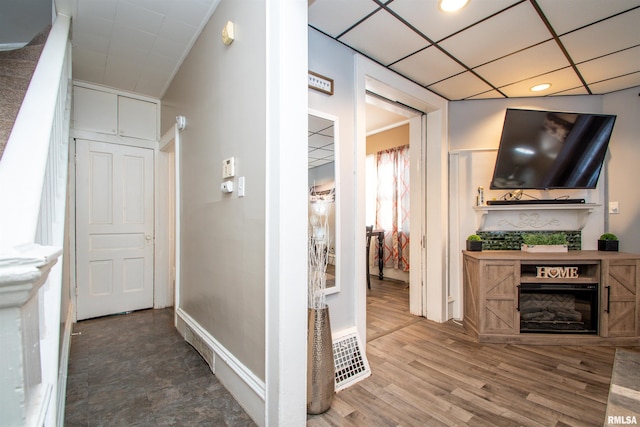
left=463, top=251, right=640, bottom=345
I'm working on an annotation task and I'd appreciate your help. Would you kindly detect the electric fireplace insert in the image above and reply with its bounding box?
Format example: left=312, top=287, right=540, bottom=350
left=518, top=283, right=598, bottom=333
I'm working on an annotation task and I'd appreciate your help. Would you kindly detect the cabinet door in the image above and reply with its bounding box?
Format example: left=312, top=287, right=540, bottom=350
left=601, top=259, right=638, bottom=337
left=118, top=96, right=158, bottom=140
left=73, top=86, right=118, bottom=135
left=481, top=260, right=519, bottom=334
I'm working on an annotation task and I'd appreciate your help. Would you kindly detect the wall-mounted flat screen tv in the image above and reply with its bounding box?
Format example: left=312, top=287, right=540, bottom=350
left=490, top=108, right=616, bottom=190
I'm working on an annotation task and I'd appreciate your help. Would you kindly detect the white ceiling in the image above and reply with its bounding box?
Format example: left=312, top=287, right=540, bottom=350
left=310, top=0, right=640, bottom=101
left=68, top=0, right=218, bottom=98
left=6, top=0, right=639, bottom=101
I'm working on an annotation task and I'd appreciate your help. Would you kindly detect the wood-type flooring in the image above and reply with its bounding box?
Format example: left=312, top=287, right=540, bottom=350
left=309, top=276, right=625, bottom=426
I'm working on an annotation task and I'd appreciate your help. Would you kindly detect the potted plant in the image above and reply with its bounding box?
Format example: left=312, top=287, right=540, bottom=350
left=598, top=233, right=619, bottom=251
left=521, top=232, right=568, bottom=253
left=466, top=234, right=483, bottom=251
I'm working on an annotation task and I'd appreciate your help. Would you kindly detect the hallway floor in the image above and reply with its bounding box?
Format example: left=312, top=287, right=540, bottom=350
left=64, top=308, right=255, bottom=426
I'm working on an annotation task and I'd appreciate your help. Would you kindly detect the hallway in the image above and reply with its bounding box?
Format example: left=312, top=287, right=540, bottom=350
left=64, top=308, right=255, bottom=426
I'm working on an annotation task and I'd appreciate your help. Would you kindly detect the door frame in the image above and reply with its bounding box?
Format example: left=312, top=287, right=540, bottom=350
left=355, top=55, right=449, bottom=341
left=71, top=133, right=160, bottom=321
left=156, top=125, right=179, bottom=309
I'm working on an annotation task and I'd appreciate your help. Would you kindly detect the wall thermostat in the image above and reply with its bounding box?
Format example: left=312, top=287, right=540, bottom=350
left=222, top=157, right=235, bottom=178
left=221, top=181, right=234, bottom=193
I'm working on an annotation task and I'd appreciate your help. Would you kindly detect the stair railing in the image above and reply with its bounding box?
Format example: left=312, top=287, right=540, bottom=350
left=0, top=13, right=71, bottom=427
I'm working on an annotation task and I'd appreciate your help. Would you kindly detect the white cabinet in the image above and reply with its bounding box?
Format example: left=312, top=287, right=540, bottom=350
left=73, top=86, right=118, bottom=135
left=73, top=86, right=158, bottom=141
left=118, top=96, right=157, bottom=140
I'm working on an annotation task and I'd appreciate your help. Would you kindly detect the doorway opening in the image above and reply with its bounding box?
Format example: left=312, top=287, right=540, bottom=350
left=364, top=92, right=424, bottom=339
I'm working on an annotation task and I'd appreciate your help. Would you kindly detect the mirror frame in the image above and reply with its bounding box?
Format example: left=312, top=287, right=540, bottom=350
left=308, top=109, right=340, bottom=295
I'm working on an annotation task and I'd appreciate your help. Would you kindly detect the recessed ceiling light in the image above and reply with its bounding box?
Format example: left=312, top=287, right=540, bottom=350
left=439, top=0, right=469, bottom=12
left=530, top=83, right=551, bottom=92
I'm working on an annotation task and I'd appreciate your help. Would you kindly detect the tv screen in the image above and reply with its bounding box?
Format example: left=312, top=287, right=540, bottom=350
left=490, top=109, right=616, bottom=190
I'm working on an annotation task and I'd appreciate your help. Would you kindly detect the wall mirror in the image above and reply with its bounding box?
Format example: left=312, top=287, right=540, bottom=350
left=308, top=110, right=340, bottom=294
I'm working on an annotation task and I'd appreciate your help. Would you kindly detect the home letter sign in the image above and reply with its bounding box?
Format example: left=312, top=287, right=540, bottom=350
left=536, top=266, right=579, bottom=278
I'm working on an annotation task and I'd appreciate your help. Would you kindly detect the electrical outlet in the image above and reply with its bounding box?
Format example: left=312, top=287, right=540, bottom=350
left=609, top=201, right=620, bottom=214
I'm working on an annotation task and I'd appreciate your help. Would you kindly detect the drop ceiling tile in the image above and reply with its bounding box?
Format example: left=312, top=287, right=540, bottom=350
left=73, top=16, right=115, bottom=40
left=439, top=2, right=551, bottom=68
left=76, top=0, right=117, bottom=21
left=115, top=0, right=165, bottom=35
left=428, top=72, right=494, bottom=100
left=388, top=0, right=519, bottom=42
left=145, top=51, right=180, bottom=71
left=577, top=46, right=640, bottom=84
left=151, top=36, right=188, bottom=59
left=560, top=7, right=640, bottom=63
left=132, top=0, right=172, bottom=15
left=73, top=31, right=111, bottom=53
left=309, top=134, right=333, bottom=149
left=110, top=25, right=156, bottom=52
left=588, top=72, right=640, bottom=95
left=536, top=0, right=640, bottom=35
left=499, top=67, right=583, bottom=98
left=309, top=0, right=380, bottom=38
left=474, top=40, right=570, bottom=88
left=339, top=9, right=429, bottom=65
left=158, top=19, right=198, bottom=45
left=391, top=46, right=465, bottom=87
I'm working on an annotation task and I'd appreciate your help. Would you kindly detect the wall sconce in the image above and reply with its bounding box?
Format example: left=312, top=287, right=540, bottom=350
left=222, top=21, right=235, bottom=45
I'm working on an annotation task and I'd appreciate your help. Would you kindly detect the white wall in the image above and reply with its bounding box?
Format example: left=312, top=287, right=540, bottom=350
left=603, top=86, right=640, bottom=254
left=448, top=91, right=640, bottom=320
left=161, top=1, right=308, bottom=425
left=309, top=29, right=358, bottom=333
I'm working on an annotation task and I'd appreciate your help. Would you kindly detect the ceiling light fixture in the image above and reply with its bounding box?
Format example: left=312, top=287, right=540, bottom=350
left=530, top=83, right=551, bottom=92
left=439, top=0, right=469, bottom=12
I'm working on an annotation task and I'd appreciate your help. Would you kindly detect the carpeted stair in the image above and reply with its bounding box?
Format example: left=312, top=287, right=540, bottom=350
left=0, top=26, right=50, bottom=161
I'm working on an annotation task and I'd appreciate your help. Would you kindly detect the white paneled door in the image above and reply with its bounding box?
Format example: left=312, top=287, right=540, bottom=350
left=76, top=140, right=154, bottom=320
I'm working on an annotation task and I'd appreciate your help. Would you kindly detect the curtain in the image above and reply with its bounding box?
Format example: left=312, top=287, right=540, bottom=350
left=375, top=145, right=410, bottom=272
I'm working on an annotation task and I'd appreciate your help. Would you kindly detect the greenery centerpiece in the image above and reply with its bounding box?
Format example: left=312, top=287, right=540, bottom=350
left=521, top=232, right=568, bottom=253
left=598, top=233, right=619, bottom=251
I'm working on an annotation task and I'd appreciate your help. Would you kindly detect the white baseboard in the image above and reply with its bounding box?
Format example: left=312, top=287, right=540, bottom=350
left=175, top=307, right=266, bottom=426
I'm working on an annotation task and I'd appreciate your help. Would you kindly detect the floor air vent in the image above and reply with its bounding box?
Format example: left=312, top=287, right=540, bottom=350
left=332, top=329, right=371, bottom=391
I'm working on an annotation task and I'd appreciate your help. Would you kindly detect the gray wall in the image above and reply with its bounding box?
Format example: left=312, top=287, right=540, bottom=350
left=161, top=1, right=267, bottom=380
left=603, top=86, right=640, bottom=253
left=309, top=28, right=358, bottom=332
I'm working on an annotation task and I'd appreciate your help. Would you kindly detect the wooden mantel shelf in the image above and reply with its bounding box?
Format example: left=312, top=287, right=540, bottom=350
left=472, top=203, right=601, bottom=231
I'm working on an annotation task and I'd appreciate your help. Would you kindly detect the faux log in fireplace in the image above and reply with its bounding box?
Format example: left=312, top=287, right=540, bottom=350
left=462, top=250, right=640, bottom=345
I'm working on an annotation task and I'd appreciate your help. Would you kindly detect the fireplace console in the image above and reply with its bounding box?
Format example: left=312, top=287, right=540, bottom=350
left=462, top=250, right=640, bottom=345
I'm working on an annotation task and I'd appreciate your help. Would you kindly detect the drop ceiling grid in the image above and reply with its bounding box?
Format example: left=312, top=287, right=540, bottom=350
left=390, top=46, right=466, bottom=87
left=577, top=45, right=640, bottom=84
left=308, top=0, right=640, bottom=100
left=387, top=0, right=520, bottom=43
left=473, top=40, right=570, bottom=89
left=559, top=7, right=640, bottom=64
left=536, top=0, right=640, bottom=35
left=438, top=2, right=552, bottom=69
